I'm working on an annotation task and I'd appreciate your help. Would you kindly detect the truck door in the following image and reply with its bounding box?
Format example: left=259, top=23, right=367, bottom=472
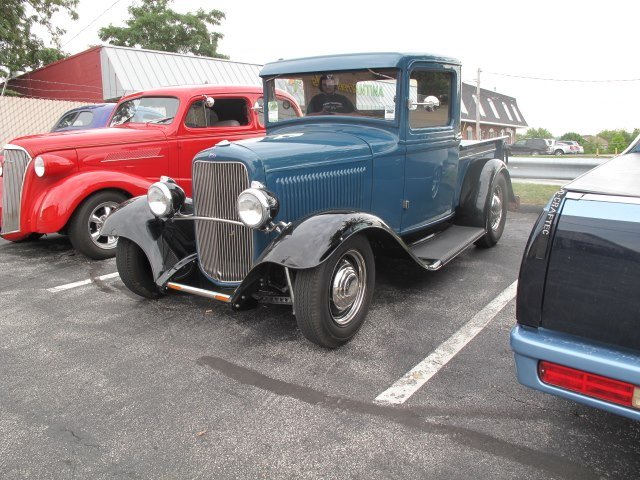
left=401, top=66, right=459, bottom=234
left=177, top=95, right=259, bottom=196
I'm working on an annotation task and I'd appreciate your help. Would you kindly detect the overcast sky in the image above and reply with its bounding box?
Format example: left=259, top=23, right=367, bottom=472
left=55, top=0, right=639, bottom=137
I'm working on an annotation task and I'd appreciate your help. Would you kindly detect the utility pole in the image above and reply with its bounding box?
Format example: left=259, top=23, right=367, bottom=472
left=475, top=68, right=481, bottom=140
left=1, top=71, right=9, bottom=97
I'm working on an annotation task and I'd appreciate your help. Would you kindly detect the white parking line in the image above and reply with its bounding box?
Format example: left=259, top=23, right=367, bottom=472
left=375, top=280, right=518, bottom=405
left=47, top=272, right=120, bottom=293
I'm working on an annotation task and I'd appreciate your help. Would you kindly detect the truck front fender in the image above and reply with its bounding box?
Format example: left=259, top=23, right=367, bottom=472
left=33, top=171, right=152, bottom=232
left=456, top=158, right=514, bottom=227
left=101, top=196, right=197, bottom=284
left=230, top=211, right=414, bottom=304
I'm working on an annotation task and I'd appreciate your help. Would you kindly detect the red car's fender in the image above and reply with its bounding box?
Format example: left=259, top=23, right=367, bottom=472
left=32, top=170, right=153, bottom=233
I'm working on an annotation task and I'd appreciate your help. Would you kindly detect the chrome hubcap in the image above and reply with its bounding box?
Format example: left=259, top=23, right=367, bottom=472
left=329, top=249, right=367, bottom=326
left=88, top=202, right=118, bottom=249
left=489, top=185, right=503, bottom=232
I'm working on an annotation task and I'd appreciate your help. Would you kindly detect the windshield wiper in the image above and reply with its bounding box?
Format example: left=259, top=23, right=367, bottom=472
left=147, top=116, right=174, bottom=124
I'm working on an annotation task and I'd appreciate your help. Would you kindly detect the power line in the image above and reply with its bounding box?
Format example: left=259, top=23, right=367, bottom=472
left=485, top=71, right=640, bottom=83
left=61, top=0, right=127, bottom=48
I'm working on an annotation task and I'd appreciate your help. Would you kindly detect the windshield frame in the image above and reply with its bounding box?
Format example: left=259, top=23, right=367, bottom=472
left=263, top=68, right=401, bottom=128
left=109, top=95, right=180, bottom=127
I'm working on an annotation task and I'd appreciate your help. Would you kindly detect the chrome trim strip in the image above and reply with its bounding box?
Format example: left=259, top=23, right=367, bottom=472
left=165, top=282, right=232, bottom=302
left=580, top=193, right=640, bottom=206
left=173, top=215, right=244, bottom=226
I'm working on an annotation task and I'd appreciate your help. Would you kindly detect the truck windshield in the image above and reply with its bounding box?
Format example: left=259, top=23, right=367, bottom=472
left=264, top=69, right=399, bottom=124
left=110, top=97, right=180, bottom=126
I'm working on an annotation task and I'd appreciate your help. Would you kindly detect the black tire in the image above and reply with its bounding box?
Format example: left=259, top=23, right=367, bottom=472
left=475, top=173, right=508, bottom=248
left=68, top=190, right=127, bottom=260
left=294, top=234, right=375, bottom=348
left=116, top=237, right=163, bottom=299
left=554, top=149, right=564, bottom=156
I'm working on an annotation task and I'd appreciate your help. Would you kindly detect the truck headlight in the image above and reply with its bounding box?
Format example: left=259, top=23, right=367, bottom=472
left=147, top=178, right=186, bottom=218
left=148, top=182, right=174, bottom=217
left=34, top=156, right=45, bottom=177
left=237, top=188, right=278, bottom=229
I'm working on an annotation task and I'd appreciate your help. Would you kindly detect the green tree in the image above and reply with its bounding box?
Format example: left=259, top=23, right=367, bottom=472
left=99, top=0, right=228, bottom=59
left=609, top=132, right=628, bottom=154
left=522, top=127, right=554, bottom=139
left=560, top=132, right=584, bottom=144
left=0, top=0, right=78, bottom=80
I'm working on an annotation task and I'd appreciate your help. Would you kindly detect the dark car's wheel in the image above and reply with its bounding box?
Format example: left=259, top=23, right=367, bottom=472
left=476, top=173, right=508, bottom=248
left=530, top=150, right=539, bottom=156
left=116, top=237, right=163, bottom=299
left=294, top=234, right=375, bottom=348
left=68, top=190, right=127, bottom=260
left=554, top=149, right=564, bottom=156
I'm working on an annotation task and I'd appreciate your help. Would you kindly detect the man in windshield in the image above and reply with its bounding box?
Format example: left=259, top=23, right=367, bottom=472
left=307, top=74, right=355, bottom=115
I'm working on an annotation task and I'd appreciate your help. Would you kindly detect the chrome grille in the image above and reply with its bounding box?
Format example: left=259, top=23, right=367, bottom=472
left=193, top=161, right=252, bottom=283
left=1, top=147, right=31, bottom=234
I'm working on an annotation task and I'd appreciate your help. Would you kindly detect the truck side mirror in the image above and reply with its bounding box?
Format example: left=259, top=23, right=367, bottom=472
left=252, top=101, right=264, bottom=114
left=408, top=95, right=441, bottom=112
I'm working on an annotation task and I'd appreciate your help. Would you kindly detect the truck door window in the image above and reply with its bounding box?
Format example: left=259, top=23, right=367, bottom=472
left=409, top=70, right=452, bottom=129
left=256, top=97, right=301, bottom=127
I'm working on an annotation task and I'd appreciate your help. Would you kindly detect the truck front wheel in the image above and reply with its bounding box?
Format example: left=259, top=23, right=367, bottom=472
left=116, top=237, right=163, bottom=299
left=69, top=190, right=127, bottom=259
left=475, top=173, right=508, bottom=248
left=294, top=234, right=375, bottom=348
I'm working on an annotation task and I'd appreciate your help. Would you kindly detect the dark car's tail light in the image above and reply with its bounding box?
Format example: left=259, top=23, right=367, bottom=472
left=539, top=361, right=640, bottom=409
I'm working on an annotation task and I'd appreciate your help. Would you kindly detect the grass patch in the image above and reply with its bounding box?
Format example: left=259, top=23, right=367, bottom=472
left=512, top=182, right=562, bottom=206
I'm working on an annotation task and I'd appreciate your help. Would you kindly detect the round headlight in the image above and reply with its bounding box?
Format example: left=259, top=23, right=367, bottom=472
left=147, top=182, right=173, bottom=217
left=237, top=188, right=272, bottom=228
left=34, top=156, right=45, bottom=177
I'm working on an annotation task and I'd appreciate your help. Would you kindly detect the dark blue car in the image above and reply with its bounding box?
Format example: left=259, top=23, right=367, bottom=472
left=51, top=103, right=116, bottom=132
left=511, top=137, right=640, bottom=420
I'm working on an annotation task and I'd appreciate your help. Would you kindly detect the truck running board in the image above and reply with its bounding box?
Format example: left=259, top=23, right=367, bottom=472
left=408, top=225, right=485, bottom=271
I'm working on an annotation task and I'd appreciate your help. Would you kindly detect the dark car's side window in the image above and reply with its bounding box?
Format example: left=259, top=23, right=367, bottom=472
left=185, top=98, right=248, bottom=128
left=55, top=111, right=79, bottom=129
left=409, top=70, right=452, bottom=129
left=73, top=111, right=94, bottom=127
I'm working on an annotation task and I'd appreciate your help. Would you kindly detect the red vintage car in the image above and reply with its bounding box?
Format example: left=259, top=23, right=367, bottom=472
left=0, top=85, right=300, bottom=259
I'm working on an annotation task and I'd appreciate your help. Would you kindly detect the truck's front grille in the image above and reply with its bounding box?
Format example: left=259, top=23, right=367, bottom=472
left=192, top=161, right=252, bottom=283
left=1, top=146, right=31, bottom=234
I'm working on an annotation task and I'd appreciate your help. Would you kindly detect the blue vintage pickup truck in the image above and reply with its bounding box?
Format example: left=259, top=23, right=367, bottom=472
left=511, top=138, right=640, bottom=420
left=102, top=52, right=515, bottom=348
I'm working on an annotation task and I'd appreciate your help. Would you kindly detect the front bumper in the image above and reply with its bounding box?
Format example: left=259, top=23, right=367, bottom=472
left=511, top=325, right=640, bottom=421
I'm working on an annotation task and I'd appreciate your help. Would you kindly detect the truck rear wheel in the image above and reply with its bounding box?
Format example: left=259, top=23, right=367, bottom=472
left=476, top=173, right=507, bottom=248
left=294, top=234, right=375, bottom=348
left=116, top=237, right=163, bottom=299
left=68, top=190, right=127, bottom=259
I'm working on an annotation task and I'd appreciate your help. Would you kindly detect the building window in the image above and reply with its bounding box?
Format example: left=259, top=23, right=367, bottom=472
left=502, top=102, right=513, bottom=121
left=489, top=128, right=495, bottom=138
left=511, top=105, right=522, bottom=122
left=466, top=126, right=473, bottom=139
left=472, top=94, right=486, bottom=117
left=461, top=99, right=468, bottom=115
left=487, top=98, right=500, bottom=118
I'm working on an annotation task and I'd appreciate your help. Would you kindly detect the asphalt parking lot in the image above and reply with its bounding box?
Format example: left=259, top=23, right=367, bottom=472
left=1, top=210, right=639, bottom=479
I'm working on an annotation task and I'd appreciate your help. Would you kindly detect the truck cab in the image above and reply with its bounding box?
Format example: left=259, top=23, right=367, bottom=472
left=103, top=52, right=515, bottom=348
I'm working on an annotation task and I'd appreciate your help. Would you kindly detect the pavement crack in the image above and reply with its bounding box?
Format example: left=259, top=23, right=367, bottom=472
left=197, top=355, right=599, bottom=480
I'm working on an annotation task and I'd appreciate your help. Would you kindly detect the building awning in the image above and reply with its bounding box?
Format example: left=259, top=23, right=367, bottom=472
left=100, top=46, right=262, bottom=100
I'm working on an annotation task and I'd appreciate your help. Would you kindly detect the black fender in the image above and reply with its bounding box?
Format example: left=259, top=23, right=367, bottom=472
left=455, top=158, right=514, bottom=228
left=230, top=211, right=414, bottom=303
left=101, top=196, right=196, bottom=281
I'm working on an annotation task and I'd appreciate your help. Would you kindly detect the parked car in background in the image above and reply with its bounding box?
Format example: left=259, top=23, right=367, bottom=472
left=51, top=103, right=116, bottom=132
left=511, top=136, right=640, bottom=421
left=102, top=52, right=515, bottom=348
left=551, top=141, right=573, bottom=156
left=506, top=138, right=552, bottom=155
left=0, top=85, right=300, bottom=259
left=557, top=140, right=584, bottom=154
